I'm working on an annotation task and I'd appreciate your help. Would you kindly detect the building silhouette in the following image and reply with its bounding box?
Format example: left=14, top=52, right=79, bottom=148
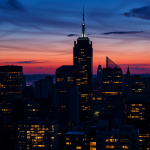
left=0, top=66, right=25, bottom=98
left=73, top=8, right=93, bottom=122
left=53, top=65, right=79, bottom=130
left=34, top=76, right=53, bottom=112
left=17, top=119, right=58, bottom=150
left=102, top=57, right=123, bottom=118
left=125, top=93, right=150, bottom=150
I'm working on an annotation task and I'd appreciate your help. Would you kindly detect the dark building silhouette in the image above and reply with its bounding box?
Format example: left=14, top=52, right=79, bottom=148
left=73, top=9, right=93, bottom=122
left=96, top=123, right=139, bottom=150
left=54, top=65, right=79, bottom=130
left=97, top=64, right=102, bottom=97
left=125, top=67, right=146, bottom=95
left=125, top=93, right=150, bottom=150
left=0, top=66, right=25, bottom=98
left=102, top=57, right=123, bottom=118
left=56, top=65, right=74, bottom=84
left=17, top=119, right=58, bottom=150
left=34, top=76, right=53, bottom=112
left=0, top=95, right=25, bottom=150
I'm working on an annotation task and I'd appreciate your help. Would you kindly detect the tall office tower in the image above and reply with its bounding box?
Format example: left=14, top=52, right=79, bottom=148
left=0, top=66, right=24, bottom=98
left=102, top=57, right=123, bottom=118
left=73, top=9, right=93, bottom=122
left=54, top=66, right=79, bottom=130
left=56, top=65, right=74, bottom=84
left=97, top=64, right=102, bottom=87
left=131, top=75, right=146, bottom=94
left=17, top=119, right=58, bottom=150
left=125, top=67, right=146, bottom=94
left=125, top=66, right=131, bottom=95
left=34, top=76, right=53, bottom=112
left=125, top=93, right=150, bottom=150
left=0, top=95, right=25, bottom=150
left=97, top=64, right=102, bottom=98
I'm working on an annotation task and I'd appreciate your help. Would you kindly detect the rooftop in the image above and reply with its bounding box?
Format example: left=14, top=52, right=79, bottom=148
left=56, top=65, right=74, bottom=71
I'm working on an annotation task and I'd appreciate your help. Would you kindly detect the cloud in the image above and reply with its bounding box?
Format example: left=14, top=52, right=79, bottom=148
left=102, top=31, right=144, bottom=35
left=39, top=67, right=43, bottom=69
left=4, top=61, right=49, bottom=64
left=122, top=5, right=150, bottom=20
left=0, top=0, right=25, bottom=11
left=130, top=66, right=148, bottom=70
left=67, top=34, right=78, bottom=37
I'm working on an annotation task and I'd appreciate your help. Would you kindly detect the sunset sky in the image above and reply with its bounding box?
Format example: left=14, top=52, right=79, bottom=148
left=0, top=0, right=150, bottom=74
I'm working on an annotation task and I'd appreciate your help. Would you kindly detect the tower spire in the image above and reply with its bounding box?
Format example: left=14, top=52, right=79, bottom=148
left=82, top=6, right=85, bottom=38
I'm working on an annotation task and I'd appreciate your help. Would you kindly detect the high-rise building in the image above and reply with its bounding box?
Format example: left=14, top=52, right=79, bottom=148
left=0, top=66, right=24, bottom=98
left=102, top=57, right=123, bottom=118
left=125, top=93, right=150, bottom=150
left=73, top=8, right=93, bottom=122
left=97, top=64, right=102, bottom=91
left=125, top=67, right=146, bottom=95
left=34, top=76, right=53, bottom=112
left=54, top=65, right=79, bottom=130
left=17, top=119, right=58, bottom=150
left=96, top=125, right=139, bottom=150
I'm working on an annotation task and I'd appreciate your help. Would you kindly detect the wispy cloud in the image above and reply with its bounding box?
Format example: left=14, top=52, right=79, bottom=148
left=102, top=31, right=144, bottom=35
left=0, top=0, right=25, bottom=11
left=67, top=34, right=78, bottom=37
left=3, top=61, right=49, bottom=64
left=122, top=5, right=150, bottom=20
left=130, top=66, right=148, bottom=70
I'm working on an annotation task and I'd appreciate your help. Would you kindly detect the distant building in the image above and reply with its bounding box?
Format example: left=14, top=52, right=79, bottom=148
left=54, top=65, right=79, bottom=130
left=125, top=93, right=150, bottom=150
left=0, top=95, right=25, bottom=150
left=65, top=131, right=86, bottom=150
left=73, top=9, right=93, bottom=122
left=17, top=119, right=58, bottom=150
left=102, top=57, right=123, bottom=117
left=0, top=66, right=25, bottom=98
left=56, top=65, right=74, bottom=84
left=125, top=67, right=146, bottom=95
left=34, top=76, right=53, bottom=112
left=96, top=124, right=139, bottom=150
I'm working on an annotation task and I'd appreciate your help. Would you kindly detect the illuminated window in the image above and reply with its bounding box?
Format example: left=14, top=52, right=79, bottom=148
left=51, top=137, right=54, bottom=139
left=90, top=147, right=96, bottom=150
left=110, top=145, right=114, bottom=149
left=76, top=146, right=81, bottom=149
left=66, top=138, right=70, bottom=140
left=66, top=142, right=69, bottom=145
left=110, top=139, right=114, bottom=142
left=105, top=139, right=109, bottom=142
left=115, top=139, right=118, bottom=142
left=90, top=142, right=96, bottom=146
left=105, top=145, right=109, bottom=149
left=76, top=138, right=78, bottom=141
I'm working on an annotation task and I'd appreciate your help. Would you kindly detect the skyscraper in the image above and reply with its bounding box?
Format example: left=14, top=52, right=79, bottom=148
left=73, top=8, right=93, bottom=122
left=0, top=66, right=24, bottom=98
left=102, top=57, right=123, bottom=118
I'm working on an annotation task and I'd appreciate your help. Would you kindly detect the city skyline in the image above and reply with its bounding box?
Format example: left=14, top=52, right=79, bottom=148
left=0, top=0, right=150, bottom=74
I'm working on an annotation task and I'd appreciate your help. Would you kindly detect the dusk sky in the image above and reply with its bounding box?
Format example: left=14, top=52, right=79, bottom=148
left=0, top=0, right=150, bottom=74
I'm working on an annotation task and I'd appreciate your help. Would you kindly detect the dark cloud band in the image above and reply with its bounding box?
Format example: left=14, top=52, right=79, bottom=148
left=102, top=31, right=144, bottom=35
left=122, top=5, right=150, bottom=20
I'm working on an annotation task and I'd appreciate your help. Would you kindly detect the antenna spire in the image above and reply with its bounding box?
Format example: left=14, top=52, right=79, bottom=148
left=82, top=6, right=85, bottom=38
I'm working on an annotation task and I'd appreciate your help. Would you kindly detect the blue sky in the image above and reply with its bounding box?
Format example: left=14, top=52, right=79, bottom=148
left=1, top=0, right=150, bottom=74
